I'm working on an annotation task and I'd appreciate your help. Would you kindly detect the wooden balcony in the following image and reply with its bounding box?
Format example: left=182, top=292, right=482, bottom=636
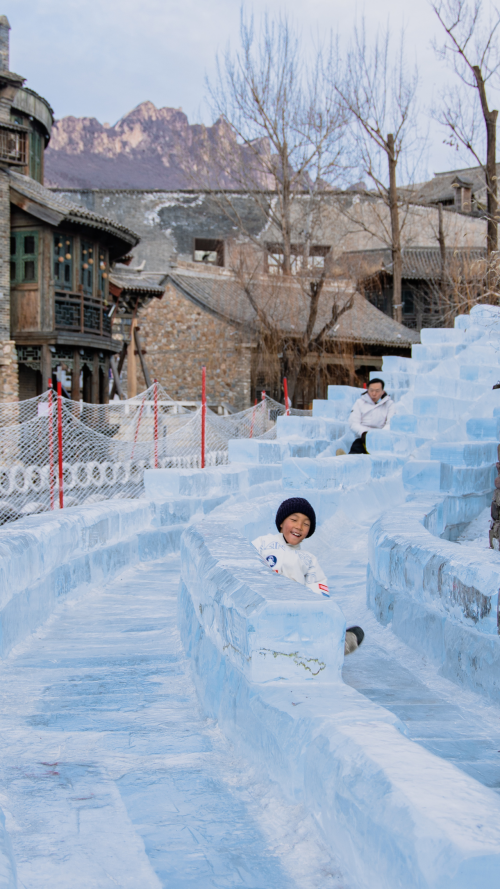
left=55, top=291, right=111, bottom=338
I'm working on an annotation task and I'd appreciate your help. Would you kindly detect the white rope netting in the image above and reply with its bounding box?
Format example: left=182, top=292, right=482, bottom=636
left=0, top=384, right=311, bottom=523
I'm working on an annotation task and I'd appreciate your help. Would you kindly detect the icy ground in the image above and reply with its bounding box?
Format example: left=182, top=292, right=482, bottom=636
left=456, top=506, right=493, bottom=551
left=310, top=510, right=500, bottom=791
left=0, top=557, right=351, bottom=889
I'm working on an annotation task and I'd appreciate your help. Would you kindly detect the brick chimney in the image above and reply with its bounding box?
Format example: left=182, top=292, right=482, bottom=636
left=0, top=16, right=10, bottom=73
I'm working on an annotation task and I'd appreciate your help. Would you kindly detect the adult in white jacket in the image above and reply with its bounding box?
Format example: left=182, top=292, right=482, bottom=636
left=348, top=378, right=396, bottom=451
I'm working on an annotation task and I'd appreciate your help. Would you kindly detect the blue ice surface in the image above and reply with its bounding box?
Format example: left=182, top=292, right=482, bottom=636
left=180, top=492, right=500, bottom=889
left=0, top=555, right=350, bottom=889
left=3, top=305, right=500, bottom=886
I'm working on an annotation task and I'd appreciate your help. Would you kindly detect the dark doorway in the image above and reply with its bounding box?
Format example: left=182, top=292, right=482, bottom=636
left=82, top=364, right=92, bottom=403
left=18, top=364, right=43, bottom=400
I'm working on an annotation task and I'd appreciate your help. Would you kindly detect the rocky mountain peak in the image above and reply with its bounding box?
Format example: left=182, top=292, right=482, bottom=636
left=44, top=101, right=242, bottom=190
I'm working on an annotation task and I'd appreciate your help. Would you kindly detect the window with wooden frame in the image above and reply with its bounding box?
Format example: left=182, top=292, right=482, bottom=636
left=80, top=240, right=94, bottom=295
left=98, top=249, right=109, bottom=300
left=10, top=231, right=38, bottom=284
left=193, top=238, right=224, bottom=266
left=54, top=234, right=74, bottom=291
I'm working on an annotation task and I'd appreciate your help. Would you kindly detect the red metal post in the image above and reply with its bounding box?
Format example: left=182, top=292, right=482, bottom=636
left=48, top=380, right=54, bottom=510
left=283, top=377, right=290, bottom=415
left=57, top=380, right=64, bottom=509
left=201, top=366, right=206, bottom=469
left=154, top=379, right=158, bottom=469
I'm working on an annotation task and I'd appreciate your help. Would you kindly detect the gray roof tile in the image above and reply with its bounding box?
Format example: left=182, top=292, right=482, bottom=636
left=9, top=170, right=139, bottom=248
left=167, top=267, right=419, bottom=346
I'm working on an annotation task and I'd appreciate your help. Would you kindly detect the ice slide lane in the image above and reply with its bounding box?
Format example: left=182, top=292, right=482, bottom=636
left=0, top=555, right=352, bottom=889
left=324, top=512, right=500, bottom=794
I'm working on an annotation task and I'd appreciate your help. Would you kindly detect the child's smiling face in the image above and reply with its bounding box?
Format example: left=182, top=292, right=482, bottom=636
left=280, top=512, right=311, bottom=545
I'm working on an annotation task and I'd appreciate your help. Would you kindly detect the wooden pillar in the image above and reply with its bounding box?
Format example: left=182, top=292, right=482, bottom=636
left=41, top=344, right=52, bottom=390
left=91, top=351, right=99, bottom=403
left=127, top=319, right=138, bottom=398
left=71, top=349, right=80, bottom=401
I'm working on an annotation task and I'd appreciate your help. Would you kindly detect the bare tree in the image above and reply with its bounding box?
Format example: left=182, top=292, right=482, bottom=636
left=432, top=0, right=500, bottom=257
left=334, top=20, right=421, bottom=324
left=201, top=11, right=355, bottom=403
left=424, top=249, right=500, bottom=324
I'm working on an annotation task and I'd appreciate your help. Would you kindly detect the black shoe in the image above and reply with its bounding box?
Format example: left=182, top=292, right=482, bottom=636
left=344, top=625, right=364, bottom=655
left=347, top=626, right=364, bottom=645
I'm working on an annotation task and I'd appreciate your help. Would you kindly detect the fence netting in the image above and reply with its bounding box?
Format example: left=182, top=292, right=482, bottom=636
left=0, top=384, right=311, bottom=522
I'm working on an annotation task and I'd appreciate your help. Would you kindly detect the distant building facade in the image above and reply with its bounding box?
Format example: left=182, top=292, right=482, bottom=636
left=47, top=186, right=487, bottom=406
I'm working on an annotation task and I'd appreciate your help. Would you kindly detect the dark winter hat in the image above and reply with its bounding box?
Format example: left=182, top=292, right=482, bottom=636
left=275, top=497, right=316, bottom=538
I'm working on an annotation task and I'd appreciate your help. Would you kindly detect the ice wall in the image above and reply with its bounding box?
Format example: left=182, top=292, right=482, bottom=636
left=179, top=492, right=500, bottom=889
left=363, top=305, right=500, bottom=702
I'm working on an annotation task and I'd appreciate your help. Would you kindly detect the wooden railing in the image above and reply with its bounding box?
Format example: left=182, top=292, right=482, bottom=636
left=55, top=292, right=111, bottom=337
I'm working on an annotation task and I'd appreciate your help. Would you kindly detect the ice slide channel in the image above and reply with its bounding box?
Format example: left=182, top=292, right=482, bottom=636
left=1, top=305, right=500, bottom=887
left=181, top=304, right=500, bottom=888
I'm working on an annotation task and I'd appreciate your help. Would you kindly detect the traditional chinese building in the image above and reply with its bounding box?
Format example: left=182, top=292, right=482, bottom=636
left=0, top=16, right=142, bottom=403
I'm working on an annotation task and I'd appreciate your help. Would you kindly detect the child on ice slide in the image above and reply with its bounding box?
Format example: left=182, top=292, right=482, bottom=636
left=252, top=497, right=364, bottom=656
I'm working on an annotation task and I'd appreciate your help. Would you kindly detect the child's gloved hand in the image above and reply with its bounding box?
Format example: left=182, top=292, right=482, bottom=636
left=307, top=581, right=330, bottom=598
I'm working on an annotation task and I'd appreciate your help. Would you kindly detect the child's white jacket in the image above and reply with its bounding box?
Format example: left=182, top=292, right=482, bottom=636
left=252, top=532, right=330, bottom=597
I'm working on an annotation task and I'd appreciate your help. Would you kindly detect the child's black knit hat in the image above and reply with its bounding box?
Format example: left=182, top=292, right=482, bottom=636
left=275, top=498, right=316, bottom=538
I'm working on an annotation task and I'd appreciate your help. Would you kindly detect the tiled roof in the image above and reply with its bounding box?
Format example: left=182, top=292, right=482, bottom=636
left=411, top=164, right=495, bottom=208
left=167, top=267, right=419, bottom=346
left=110, top=269, right=165, bottom=295
left=109, top=268, right=165, bottom=316
left=9, top=170, right=139, bottom=250
left=344, top=247, right=487, bottom=281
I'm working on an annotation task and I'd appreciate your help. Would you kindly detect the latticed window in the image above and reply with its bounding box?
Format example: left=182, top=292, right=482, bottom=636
left=80, top=241, right=94, bottom=295
left=83, top=303, right=100, bottom=331
left=11, top=231, right=38, bottom=284
left=0, top=125, right=27, bottom=165
left=54, top=234, right=73, bottom=291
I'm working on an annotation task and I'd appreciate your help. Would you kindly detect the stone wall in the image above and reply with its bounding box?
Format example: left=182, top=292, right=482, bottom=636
left=118, top=283, right=252, bottom=409
left=0, top=170, right=18, bottom=403
left=53, top=188, right=488, bottom=271
left=0, top=341, right=19, bottom=402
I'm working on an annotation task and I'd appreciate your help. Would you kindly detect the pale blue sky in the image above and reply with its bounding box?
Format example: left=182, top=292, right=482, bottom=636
left=4, top=0, right=500, bottom=175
